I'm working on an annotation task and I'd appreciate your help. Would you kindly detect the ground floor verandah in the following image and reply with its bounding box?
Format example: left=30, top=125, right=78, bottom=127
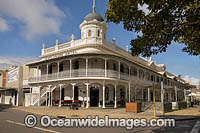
left=27, top=79, right=186, bottom=109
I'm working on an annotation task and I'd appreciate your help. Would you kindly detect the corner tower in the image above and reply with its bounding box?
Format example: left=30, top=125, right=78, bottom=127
left=80, top=0, right=107, bottom=43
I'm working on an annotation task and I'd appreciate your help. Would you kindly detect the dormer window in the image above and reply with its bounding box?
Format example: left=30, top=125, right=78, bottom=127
left=88, top=30, right=92, bottom=37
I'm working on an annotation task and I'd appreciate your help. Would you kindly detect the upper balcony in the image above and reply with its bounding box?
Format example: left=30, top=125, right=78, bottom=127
left=28, top=69, right=131, bottom=83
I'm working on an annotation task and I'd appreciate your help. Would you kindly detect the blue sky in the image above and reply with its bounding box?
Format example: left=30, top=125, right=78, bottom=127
left=0, top=0, right=199, bottom=86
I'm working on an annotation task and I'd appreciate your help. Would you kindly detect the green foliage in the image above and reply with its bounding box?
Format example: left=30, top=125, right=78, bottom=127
left=105, top=0, right=200, bottom=57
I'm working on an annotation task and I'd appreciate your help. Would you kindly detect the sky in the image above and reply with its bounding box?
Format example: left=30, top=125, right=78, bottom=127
left=0, top=0, right=199, bottom=87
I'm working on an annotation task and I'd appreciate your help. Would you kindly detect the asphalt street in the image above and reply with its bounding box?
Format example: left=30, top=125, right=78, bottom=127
left=0, top=105, right=199, bottom=133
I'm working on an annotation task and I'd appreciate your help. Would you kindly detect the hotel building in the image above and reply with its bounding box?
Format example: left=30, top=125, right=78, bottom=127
left=26, top=3, right=189, bottom=110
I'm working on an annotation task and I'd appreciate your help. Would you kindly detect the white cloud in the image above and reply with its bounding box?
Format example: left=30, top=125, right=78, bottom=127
left=0, top=56, right=38, bottom=70
left=183, top=75, right=200, bottom=88
left=0, top=17, right=9, bottom=32
left=0, top=0, right=65, bottom=40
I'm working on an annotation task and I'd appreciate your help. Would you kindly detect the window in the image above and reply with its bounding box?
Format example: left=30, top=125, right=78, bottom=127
left=73, top=60, right=79, bottom=69
left=151, top=74, right=155, bottom=81
left=97, top=30, right=100, bottom=37
left=88, top=30, right=91, bottom=37
left=146, top=72, right=150, bottom=80
left=139, top=69, right=144, bottom=79
left=156, top=76, right=160, bottom=83
left=105, top=87, right=109, bottom=100
left=133, top=67, right=137, bottom=76
left=59, top=63, right=63, bottom=72
left=120, top=88, right=125, bottom=100
left=113, top=63, right=116, bottom=71
left=49, top=64, right=52, bottom=74
left=120, top=64, right=124, bottom=73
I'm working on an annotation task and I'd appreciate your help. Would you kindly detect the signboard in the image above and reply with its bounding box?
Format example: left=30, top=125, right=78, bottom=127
left=42, top=50, right=77, bottom=61
left=8, top=68, right=18, bottom=83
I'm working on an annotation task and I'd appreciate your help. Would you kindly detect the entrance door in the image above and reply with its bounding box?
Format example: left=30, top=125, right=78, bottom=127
left=90, top=87, right=99, bottom=107
left=61, top=88, right=64, bottom=100
left=74, top=86, right=79, bottom=100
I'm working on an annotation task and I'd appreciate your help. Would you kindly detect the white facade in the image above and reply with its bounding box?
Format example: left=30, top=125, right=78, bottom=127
left=26, top=4, right=188, bottom=108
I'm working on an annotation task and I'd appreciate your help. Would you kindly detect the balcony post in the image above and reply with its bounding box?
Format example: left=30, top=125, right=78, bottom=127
left=57, top=61, right=60, bottom=79
left=175, top=85, right=178, bottom=102
left=85, top=83, right=89, bottom=108
left=105, top=58, right=107, bottom=77
left=70, top=59, right=72, bottom=78
left=86, top=58, right=88, bottom=77
left=46, top=64, right=49, bottom=80
left=114, top=83, right=117, bottom=108
left=161, top=81, right=164, bottom=103
left=118, top=61, right=120, bottom=79
left=36, top=66, right=39, bottom=81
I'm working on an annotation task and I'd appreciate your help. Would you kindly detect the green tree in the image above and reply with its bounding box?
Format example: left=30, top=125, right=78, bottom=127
left=105, top=0, right=200, bottom=57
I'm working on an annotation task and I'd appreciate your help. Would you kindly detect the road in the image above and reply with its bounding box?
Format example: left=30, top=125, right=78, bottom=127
left=0, top=104, right=199, bottom=133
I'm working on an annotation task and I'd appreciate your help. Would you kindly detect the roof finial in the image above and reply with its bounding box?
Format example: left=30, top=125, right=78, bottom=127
left=93, top=0, right=96, bottom=13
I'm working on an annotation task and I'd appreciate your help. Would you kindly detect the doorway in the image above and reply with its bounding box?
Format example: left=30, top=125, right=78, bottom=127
left=90, top=87, right=99, bottom=107
left=74, top=86, right=79, bottom=100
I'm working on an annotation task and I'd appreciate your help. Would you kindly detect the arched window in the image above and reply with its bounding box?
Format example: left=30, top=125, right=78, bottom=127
left=73, top=60, right=79, bottom=69
left=49, top=64, right=52, bottom=74
left=97, top=30, right=100, bottom=37
left=113, top=63, right=116, bottom=71
left=120, top=64, right=124, bottom=73
left=151, top=74, right=155, bottom=81
left=146, top=72, right=150, bottom=80
left=59, top=62, right=63, bottom=72
left=139, top=69, right=144, bottom=79
left=133, top=67, right=138, bottom=76
left=88, top=30, right=92, bottom=37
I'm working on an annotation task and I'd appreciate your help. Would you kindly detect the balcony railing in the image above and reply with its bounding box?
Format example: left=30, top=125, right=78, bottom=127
left=28, top=69, right=131, bottom=83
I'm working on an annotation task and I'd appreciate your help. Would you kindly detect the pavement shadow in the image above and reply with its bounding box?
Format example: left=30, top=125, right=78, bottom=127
left=151, top=115, right=200, bottom=133
left=0, top=104, right=14, bottom=112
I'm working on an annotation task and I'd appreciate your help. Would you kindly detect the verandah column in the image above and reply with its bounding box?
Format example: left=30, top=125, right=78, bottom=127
left=85, top=83, right=89, bottom=108
left=114, top=83, right=117, bottom=108
left=148, top=88, right=151, bottom=102
left=48, top=85, right=51, bottom=107
left=71, top=83, right=76, bottom=102
left=102, top=81, right=105, bottom=108
left=86, top=57, right=88, bottom=77
left=38, top=86, right=41, bottom=106
left=58, top=84, right=64, bottom=107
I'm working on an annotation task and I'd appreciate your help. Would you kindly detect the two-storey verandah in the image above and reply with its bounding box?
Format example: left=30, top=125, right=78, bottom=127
left=27, top=54, right=186, bottom=108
